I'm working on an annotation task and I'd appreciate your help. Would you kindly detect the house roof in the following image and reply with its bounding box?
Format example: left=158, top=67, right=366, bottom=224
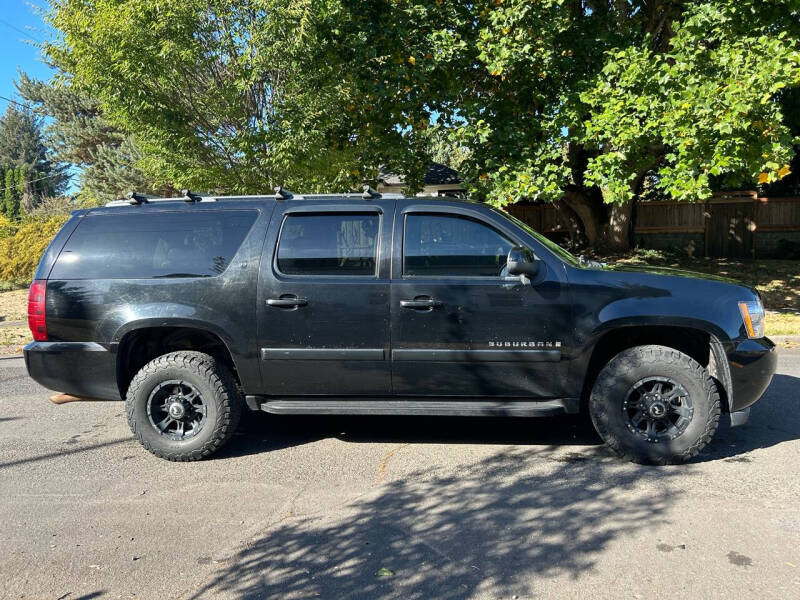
left=378, top=162, right=462, bottom=186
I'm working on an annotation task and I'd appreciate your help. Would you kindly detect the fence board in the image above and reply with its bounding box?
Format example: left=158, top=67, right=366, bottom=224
left=506, top=195, right=800, bottom=258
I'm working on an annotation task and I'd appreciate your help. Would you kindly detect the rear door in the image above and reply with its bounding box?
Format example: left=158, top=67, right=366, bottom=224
left=390, top=202, right=573, bottom=398
left=256, top=200, right=394, bottom=396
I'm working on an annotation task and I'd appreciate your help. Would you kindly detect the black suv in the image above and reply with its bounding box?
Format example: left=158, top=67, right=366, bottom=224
left=24, top=190, right=776, bottom=464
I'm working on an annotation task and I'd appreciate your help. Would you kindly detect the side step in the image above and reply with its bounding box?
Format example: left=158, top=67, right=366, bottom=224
left=248, top=397, right=575, bottom=417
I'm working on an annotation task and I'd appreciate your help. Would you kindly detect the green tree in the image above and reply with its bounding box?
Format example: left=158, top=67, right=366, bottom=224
left=15, top=166, right=28, bottom=218
left=46, top=0, right=365, bottom=195
left=0, top=167, right=5, bottom=216
left=4, top=168, right=19, bottom=220
left=46, top=0, right=800, bottom=249
left=17, top=73, right=151, bottom=204
left=316, top=0, right=800, bottom=249
left=0, top=105, right=44, bottom=168
left=0, top=104, right=68, bottom=209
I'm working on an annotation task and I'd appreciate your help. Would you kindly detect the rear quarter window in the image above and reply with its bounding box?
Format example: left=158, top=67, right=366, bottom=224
left=50, top=210, right=258, bottom=280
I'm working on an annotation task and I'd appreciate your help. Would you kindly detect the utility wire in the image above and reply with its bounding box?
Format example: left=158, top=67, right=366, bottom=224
left=0, top=18, right=43, bottom=44
left=0, top=170, right=69, bottom=197
left=0, top=94, right=32, bottom=111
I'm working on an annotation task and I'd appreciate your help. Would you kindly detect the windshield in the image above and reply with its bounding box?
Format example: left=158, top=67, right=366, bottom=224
left=493, top=207, right=582, bottom=267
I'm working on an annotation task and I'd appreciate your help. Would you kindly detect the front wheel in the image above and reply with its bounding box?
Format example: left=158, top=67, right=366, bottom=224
left=589, top=345, right=721, bottom=465
left=125, top=351, right=242, bottom=461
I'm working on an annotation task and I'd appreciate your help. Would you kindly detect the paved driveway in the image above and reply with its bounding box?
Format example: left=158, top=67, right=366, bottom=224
left=1, top=352, right=799, bottom=599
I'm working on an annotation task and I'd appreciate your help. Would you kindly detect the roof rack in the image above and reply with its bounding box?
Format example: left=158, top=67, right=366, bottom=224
left=181, top=189, right=203, bottom=203
left=105, top=190, right=406, bottom=207
left=126, top=191, right=155, bottom=205
left=362, top=185, right=381, bottom=199
left=274, top=186, right=296, bottom=200
left=106, top=191, right=219, bottom=207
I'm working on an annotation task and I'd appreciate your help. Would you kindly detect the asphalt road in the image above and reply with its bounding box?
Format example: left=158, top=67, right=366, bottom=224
left=1, top=352, right=799, bottom=600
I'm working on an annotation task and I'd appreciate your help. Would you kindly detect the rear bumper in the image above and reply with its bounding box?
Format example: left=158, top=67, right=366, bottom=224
left=726, top=337, right=777, bottom=413
left=24, top=342, right=121, bottom=400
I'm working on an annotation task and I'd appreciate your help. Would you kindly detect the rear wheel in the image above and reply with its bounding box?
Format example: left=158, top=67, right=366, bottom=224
left=125, top=351, right=242, bottom=461
left=589, top=345, right=720, bottom=465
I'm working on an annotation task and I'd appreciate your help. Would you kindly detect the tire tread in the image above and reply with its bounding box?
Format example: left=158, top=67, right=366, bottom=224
left=589, top=345, right=721, bottom=465
left=125, top=351, right=242, bottom=461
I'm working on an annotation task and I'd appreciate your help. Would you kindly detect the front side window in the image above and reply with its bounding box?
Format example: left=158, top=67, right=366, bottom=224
left=276, top=213, right=379, bottom=276
left=404, top=213, right=515, bottom=277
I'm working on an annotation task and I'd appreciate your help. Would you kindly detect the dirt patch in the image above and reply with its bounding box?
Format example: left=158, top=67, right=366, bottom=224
left=0, top=326, right=30, bottom=355
left=0, top=290, right=27, bottom=323
left=0, top=291, right=29, bottom=354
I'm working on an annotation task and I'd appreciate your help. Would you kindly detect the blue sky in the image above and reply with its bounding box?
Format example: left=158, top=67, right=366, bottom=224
left=0, top=2, right=54, bottom=109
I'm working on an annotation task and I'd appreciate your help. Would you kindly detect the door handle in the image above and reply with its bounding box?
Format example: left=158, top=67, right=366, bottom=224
left=400, top=298, right=442, bottom=309
left=267, top=296, right=308, bottom=308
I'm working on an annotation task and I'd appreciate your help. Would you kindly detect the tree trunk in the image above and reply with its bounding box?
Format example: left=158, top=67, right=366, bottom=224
left=562, top=190, right=602, bottom=247
left=561, top=191, right=633, bottom=252
left=602, top=200, right=633, bottom=252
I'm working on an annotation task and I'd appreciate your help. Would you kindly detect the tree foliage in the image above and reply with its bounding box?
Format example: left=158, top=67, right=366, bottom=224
left=46, top=0, right=371, bottom=194
left=0, top=104, right=68, bottom=211
left=46, top=0, right=800, bottom=248
left=17, top=73, right=150, bottom=204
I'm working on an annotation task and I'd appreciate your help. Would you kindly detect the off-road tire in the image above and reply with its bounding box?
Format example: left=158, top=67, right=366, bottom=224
left=125, top=351, right=242, bottom=461
left=589, top=345, right=721, bottom=465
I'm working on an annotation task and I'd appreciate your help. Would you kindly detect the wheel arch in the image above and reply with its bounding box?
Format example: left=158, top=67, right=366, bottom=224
left=115, top=322, right=240, bottom=399
left=580, top=322, right=733, bottom=414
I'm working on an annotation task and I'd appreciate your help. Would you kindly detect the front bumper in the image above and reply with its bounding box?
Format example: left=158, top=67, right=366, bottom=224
left=726, top=337, right=777, bottom=415
left=24, top=341, right=121, bottom=400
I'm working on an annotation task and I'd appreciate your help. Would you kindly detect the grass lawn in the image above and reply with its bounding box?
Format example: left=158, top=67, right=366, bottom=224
left=1, top=256, right=799, bottom=355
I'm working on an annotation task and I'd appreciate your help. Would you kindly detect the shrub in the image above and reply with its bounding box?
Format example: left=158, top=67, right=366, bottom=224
left=0, top=216, right=68, bottom=285
left=27, top=196, right=79, bottom=219
left=0, top=215, right=16, bottom=240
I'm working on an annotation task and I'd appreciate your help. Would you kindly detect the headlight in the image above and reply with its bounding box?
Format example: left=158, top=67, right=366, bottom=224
left=738, top=300, right=765, bottom=338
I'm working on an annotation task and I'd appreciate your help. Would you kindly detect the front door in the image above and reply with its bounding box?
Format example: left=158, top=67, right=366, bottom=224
left=390, top=204, right=573, bottom=398
left=256, top=201, right=394, bottom=396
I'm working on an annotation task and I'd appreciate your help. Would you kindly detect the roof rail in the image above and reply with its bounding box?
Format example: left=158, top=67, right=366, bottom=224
left=104, top=190, right=409, bottom=207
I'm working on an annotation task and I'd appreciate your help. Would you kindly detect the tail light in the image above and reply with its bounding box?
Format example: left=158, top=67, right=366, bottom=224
left=28, top=280, right=48, bottom=341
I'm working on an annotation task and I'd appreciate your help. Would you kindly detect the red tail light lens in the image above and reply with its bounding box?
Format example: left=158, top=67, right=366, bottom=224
left=27, top=280, right=47, bottom=342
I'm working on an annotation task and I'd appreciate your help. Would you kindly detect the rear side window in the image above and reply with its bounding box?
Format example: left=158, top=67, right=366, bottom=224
left=276, top=213, right=379, bottom=276
left=404, top=213, right=514, bottom=277
left=50, top=210, right=258, bottom=279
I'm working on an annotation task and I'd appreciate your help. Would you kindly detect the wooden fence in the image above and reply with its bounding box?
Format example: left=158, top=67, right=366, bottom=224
left=507, top=192, right=800, bottom=258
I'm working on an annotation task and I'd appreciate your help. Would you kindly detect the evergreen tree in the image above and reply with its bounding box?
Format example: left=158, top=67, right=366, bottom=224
left=15, top=166, right=28, bottom=218
left=0, top=167, right=5, bottom=216
left=17, top=73, right=149, bottom=204
left=0, top=104, right=68, bottom=207
left=4, top=168, right=17, bottom=220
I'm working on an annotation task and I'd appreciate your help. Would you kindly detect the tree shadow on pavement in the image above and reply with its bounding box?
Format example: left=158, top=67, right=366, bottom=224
left=698, top=373, right=800, bottom=461
left=189, top=447, right=687, bottom=600
left=217, top=412, right=603, bottom=460
left=219, top=374, right=798, bottom=463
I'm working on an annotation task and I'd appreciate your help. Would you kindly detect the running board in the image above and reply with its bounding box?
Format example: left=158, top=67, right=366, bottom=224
left=248, top=397, right=576, bottom=417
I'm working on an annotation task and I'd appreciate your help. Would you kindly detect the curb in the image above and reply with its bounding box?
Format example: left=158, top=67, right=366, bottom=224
left=0, top=354, right=23, bottom=360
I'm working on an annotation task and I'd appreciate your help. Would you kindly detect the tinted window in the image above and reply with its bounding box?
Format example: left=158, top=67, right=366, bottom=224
left=276, top=213, right=379, bottom=276
left=51, top=210, right=258, bottom=279
left=404, top=213, right=514, bottom=277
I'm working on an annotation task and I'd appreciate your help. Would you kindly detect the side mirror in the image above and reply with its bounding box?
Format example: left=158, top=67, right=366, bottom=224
left=507, top=246, right=540, bottom=278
